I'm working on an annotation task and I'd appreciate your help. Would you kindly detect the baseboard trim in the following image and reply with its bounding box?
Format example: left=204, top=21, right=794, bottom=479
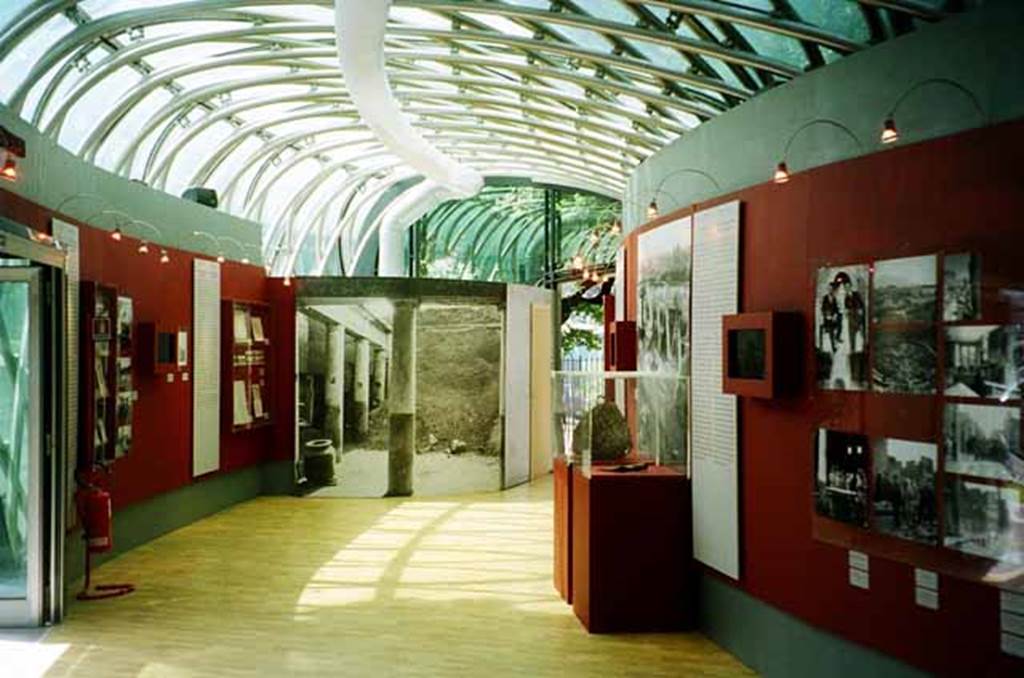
left=698, top=573, right=927, bottom=678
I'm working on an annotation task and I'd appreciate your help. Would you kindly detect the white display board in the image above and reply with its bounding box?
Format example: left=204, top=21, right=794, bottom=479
left=503, top=285, right=552, bottom=488
left=192, top=259, right=221, bottom=476
left=53, top=219, right=79, bottom=526
left=691, top=200, right=741, bottom=580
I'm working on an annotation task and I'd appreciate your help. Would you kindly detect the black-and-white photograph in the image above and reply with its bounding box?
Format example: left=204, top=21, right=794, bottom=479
left=815, top=265, right=869, bottom=391
left=814, top=429, right=869, bottom=527
left=872, top=439, right=938, bottom=544
left=872, top=328, right=936, bottom=394
left=872, top=254, right=937, bottom=324
left=944, top=403, right=1023, bottom=483
left=636, top=218, right=690, bottom=466
left=945, top=325, right=1022, bottom=400
left=944, top=478, right=1024, bottom=565
left=943, top=252, right=981, bottom=322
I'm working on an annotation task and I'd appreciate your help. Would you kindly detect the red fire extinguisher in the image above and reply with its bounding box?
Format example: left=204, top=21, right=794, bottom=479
left=78, top=486, right=113, bottom=553
left=75, top=468, right=134, bottom=601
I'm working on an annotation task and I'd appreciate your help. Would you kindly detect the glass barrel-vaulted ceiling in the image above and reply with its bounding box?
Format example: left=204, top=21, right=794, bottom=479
left=0, top=1, right=979, bottom=275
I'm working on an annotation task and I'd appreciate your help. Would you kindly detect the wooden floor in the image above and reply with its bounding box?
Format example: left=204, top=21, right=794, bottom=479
left=33, top=477, right=753, bottom=677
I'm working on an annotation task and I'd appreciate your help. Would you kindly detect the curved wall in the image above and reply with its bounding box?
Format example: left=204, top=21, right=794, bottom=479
left=624, top=0, right=1024, bottom=230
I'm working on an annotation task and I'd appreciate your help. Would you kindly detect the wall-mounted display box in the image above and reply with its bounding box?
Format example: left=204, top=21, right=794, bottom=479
left=137, top=323, right=188, bottom=375
left=222, top=300, right=271, bottom=432
left=721, top=311, right=802, bottom=399
left=80, top=282, right=135, bottom=465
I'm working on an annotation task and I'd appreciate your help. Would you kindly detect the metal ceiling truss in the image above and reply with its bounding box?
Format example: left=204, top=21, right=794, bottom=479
left=0, top=0, right=966, bottom=277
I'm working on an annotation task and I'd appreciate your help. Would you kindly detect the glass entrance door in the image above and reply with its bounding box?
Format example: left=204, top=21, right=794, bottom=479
left=0, top=268, right=42, bottom=626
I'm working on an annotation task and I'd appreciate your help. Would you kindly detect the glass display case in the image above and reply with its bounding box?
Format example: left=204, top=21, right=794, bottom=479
left=553, top=370, right=688, bottom=478
left=222, top=300, right=272, bottom=432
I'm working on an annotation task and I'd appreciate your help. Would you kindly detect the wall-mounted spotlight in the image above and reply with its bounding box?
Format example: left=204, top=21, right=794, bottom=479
left=0, top=156, right=17, bottom=182
left=216, top=254, right=226, bottom=264
left=610, top=219, right=622, bottom=236
left=646, top=200, right=659, bottom=220
left=571, top=255, right=584, bottom=271
left=773, top=162, right=790, bottom=185
left=110, top=226, right=124, bottom=241
left=880, top=78, right=984, bottom=146
left=159, top=249, right=170, bottom=264
left=241, top=257, right=251, bottom=265
left=774, top=118, right=862, bottom=186
left=137, top=241, right=150, bottom=254
left=0, top=125, right=26, bottom=183
left=880, top=118, right=899, bottom=145
left=283, top=276, right=292, bottom=287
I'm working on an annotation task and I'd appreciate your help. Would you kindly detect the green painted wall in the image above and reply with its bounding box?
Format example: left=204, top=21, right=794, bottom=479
left=0, top=104, right=263, bottom=263
left=625, top=0, right=1024, bottom=228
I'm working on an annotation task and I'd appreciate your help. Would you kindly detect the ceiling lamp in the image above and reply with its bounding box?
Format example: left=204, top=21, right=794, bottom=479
left=646, top=200, right=659, bottom=220
left=880, top=118, right=899, bottom=144
left=773, top=162, right=790, bottom=185
left=137, top=241, right=150, bottom=254
left=159, top=249, right=170, bottom=264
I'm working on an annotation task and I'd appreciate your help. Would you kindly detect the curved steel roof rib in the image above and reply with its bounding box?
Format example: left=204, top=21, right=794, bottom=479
left=0, top=0, right=968, bottom=276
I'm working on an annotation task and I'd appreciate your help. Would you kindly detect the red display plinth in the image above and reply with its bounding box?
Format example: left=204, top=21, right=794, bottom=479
left=571, top=464, right=693, bottom=633
left=553, top=456, right=572, bottom=602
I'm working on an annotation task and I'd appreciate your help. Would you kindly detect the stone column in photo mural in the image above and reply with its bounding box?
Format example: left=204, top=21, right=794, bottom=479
left=325, top=324, right=346, bottom=449
left=371, top=348, right=387, bottom=409
left=353, top=337, right=371, bottom=440
left=388, top=300, right=417, bottom=496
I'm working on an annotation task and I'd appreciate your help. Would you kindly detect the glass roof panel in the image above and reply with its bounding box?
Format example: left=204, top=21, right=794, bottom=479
left=0, top=0, right=975, bottom=275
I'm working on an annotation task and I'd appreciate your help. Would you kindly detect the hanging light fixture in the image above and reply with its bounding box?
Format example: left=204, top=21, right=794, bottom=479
left=880, top=117, right=899, bottom=144
left=773, top=161, right=790, bottom=184
left=159, top=249, right=170, bottom=264
left=111, top=226, right=123, bottom=241
left=0, top=157, right=17, bottom=182
left=646, top=200, right=659, bottom=220
left=137, top=241, right=150, bottom=254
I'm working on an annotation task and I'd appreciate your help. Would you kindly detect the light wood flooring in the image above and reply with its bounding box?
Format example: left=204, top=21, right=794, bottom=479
left=31, top=477, right=753, bottom=677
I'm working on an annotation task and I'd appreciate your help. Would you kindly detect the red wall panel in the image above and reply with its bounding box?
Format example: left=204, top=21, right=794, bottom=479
left=623, top=120, right=1024, bottom=676
left=0, top=189, right=294, bottom=510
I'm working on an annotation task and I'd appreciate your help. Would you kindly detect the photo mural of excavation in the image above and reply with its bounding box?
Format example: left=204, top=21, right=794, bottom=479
left=293, top=279, right=551, bottom=498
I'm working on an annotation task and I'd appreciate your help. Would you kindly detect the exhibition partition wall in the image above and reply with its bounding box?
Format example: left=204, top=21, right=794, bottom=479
left=0, top=187, right=296, bottom=584
left=618, top=119, right=1024, bottom=676
left=295, top=278, right=553, bottom=497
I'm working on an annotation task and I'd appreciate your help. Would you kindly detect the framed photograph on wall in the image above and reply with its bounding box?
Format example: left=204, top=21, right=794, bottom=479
left=872, top=255, right=937, bottom=324
left=872, top=327, right=937, bottom=395
left=872, top=438, right=938, bottom=544
left=814, top=429, right=870, bottom=527
left=943, top=402, right=1022, bottom=483
left=943, top=253, right=981, bottom=322
left=944, top=478, right=1022, bottom=564
left=815, top=265, right=869, bottom=391
left=944, top=325, right=1021, bottom=400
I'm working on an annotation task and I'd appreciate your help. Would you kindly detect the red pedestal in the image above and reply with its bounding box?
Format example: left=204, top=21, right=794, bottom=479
left=553, top=456, right=572, bottom=602
left=571, top=464, right=693, bottom=633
